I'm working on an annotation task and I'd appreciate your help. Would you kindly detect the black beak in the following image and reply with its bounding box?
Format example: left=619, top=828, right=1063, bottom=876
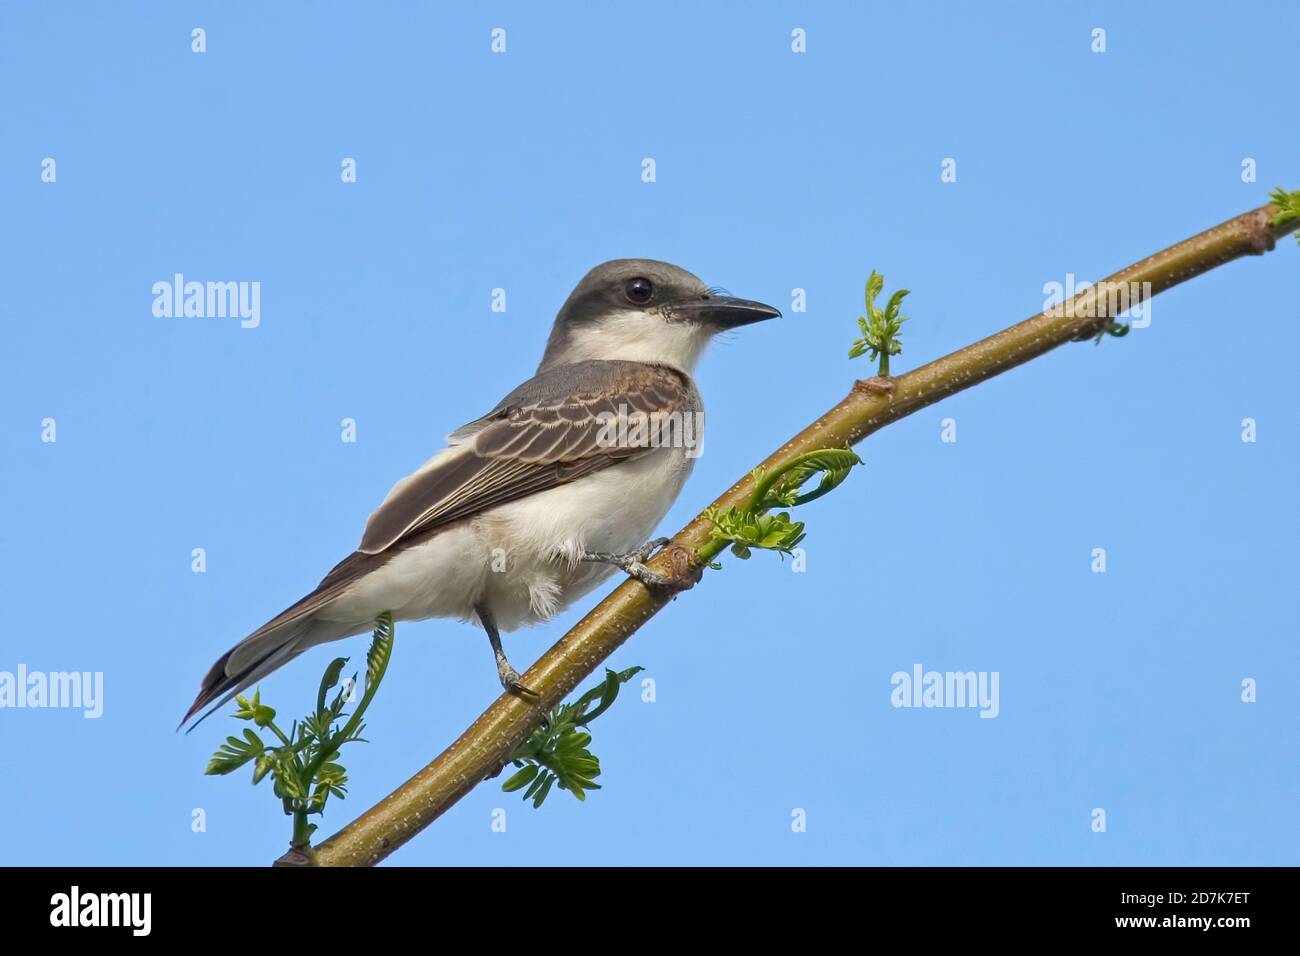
left=670, top=294, right=782, bottom=329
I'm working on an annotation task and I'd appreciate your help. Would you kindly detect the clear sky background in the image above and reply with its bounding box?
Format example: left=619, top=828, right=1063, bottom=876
left=2, top=2, right=1296, bottom=866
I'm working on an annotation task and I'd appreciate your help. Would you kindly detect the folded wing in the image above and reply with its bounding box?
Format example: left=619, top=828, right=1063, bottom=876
left=358, top=359, right=693, bottom=554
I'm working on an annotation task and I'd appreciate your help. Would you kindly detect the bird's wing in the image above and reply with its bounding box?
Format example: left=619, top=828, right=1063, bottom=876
left=357, top=359, right=694, bottom=555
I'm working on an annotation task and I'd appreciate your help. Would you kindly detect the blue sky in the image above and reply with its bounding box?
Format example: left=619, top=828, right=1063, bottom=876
left=1, top=1, right=1296, bottom=866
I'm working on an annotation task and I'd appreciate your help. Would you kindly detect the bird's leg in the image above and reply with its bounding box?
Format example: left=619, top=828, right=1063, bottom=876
left=476, top=604, right=539, bottom=702
left=581, top=537, right=695, bottom=591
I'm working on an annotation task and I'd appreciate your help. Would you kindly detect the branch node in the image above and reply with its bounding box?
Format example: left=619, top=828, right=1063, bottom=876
left=658, top=545, right=703, bottom=592
left=852, top=377, right=895, bottom=398
left=1245, top=208, right=1277, bottom=255
left=272, top=844, right=316, bottom=867
left=856, top=375, right=897, bottom=396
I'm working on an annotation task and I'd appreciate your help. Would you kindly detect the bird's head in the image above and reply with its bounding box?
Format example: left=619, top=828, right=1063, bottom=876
left=539, top=258, right=780, bottom=372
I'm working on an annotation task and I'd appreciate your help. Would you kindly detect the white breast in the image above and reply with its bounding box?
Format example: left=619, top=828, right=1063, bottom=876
left=475, top=445, right=697, bottom=628
left=327, top=444, right=698, bottom=635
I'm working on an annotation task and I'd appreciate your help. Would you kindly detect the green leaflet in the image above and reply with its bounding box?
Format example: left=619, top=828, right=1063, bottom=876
left=704, top=448, right=863, bottom=560
left=503, top=666, right=644, bottom=808
left=204, top=612, right=396, bottom=850
left=1269, top=186, right=1300, bottom=245
left=848, top=269, right=910, bottom=376
left=1092, top=321, right=1131, bottom=346
left=366, top=611, right=394, bottom=694
left=205, top=727, right=265, bottom=775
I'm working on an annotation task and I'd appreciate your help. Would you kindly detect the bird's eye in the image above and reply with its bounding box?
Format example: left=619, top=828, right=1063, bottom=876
left=624, top=277, right=654, bottom=305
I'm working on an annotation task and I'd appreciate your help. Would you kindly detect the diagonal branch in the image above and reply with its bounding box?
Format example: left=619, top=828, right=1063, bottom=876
left=277, top=201, right=1296, bottom=867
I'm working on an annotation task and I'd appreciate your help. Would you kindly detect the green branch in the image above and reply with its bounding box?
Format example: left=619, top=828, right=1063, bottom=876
left=280, top=195, right=1297, bottom=867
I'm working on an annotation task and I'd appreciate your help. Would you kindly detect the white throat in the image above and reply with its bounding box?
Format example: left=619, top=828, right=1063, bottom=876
left=541, top=310, right=712, bottom=373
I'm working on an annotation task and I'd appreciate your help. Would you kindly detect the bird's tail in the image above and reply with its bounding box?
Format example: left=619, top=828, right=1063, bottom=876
left=180, top=620, right=313, bottom=732
left=182, top=550, right=378, bottom=731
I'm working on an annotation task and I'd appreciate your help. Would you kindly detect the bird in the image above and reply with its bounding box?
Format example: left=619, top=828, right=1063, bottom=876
left=182, top=259, right=780, bottom=728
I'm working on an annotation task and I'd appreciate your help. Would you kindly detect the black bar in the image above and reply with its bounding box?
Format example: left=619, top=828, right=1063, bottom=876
left=2, top=866, right=1284, bottom=939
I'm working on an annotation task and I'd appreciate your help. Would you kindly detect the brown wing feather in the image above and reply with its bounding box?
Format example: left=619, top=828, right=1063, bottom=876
left=357, top=362, right=693, bottom=555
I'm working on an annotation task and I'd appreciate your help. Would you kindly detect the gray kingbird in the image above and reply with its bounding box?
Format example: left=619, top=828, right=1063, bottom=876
left=183, top=259, right=779, bottom=727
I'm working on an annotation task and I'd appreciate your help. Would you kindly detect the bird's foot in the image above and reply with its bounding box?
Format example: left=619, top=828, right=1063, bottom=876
left=581, top=537, right=698, bottom=592
left=496, top=655, right=540, bottom=702
left=860, top=375, right=896, bottom=396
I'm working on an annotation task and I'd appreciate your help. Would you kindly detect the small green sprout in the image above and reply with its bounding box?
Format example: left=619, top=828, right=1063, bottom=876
left=849, top=271, right=910, bottom=376
left=1269, top=186, right=1300, bottom=244
left=1092, top=321, right=1131, bottom=346
left=704, top=508, right=805, bottom=559
left=206, top=611, right=395, bottom=850
left=502, top=665, right=643, bottom=807
left=704, top=448, right=862, bottom=560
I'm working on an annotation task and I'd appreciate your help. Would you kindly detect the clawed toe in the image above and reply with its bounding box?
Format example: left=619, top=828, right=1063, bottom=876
left=581, top=538, right=693, bottom=592
left=508, top=679, right=541, bottom=703
left=623, top=561, right=673, bottom=589
left=497, top=661, right=540, bottom=701
left=635, top=537, right=671, bottom=562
